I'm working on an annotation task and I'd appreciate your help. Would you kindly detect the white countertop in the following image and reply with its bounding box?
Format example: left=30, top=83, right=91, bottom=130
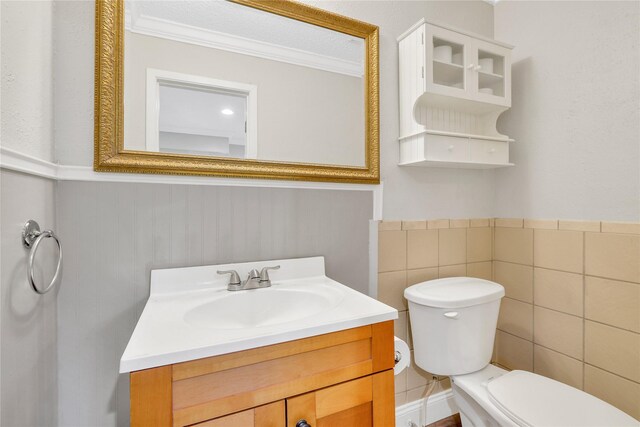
left=120, top=257, right=397, bottom=373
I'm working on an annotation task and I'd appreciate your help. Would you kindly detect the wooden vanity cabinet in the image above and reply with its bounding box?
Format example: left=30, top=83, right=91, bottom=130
left=130, top=321, right=395, bottom=427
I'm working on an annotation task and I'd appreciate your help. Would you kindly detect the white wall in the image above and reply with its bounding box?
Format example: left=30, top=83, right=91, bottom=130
left=54, top=0, right=496, bottom=220
left=303, top=1, right=497, bottom=219
left=1, top=0, right=55, bottom=162
left=0, top=1, right=58, bottom=425
left=494, top=0, right=640, bottom=221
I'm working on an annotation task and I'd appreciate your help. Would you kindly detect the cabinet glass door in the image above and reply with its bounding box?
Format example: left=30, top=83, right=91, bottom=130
left=425, top=25, right=471, bottom=98
left=472, top=39, right=511, bottom=106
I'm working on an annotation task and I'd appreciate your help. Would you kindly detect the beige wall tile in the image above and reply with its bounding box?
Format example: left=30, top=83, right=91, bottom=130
left=601, top=221, right=640, bottom=235
left=378, top=271, right=407, bottom=311
left=534, top=268, right=584, bottom=317
left=378, top=230, right=406, bottom=272
left=524, top=219, right=558, bottom=230
left=494, top=227, right=533, bottom=265
left=495, top=330, right=533, bottom=371
left=498, top=298, right=533, bottom=340
left=428, top=219, right=450, bottom=229
left=438, top=377, right=452, bottom=391
left=406, top=386, right=430, bottom=403
left=407, top=230, right=438, bottom=270
left=407, top=267, right=438, bottom=286
left=395, top=310, right=408, bottom=342
left=534, top=229, right=584, bottom=273
left=402, top=221, right=427, bottom=230
left=559, top=220, right=601, bottom=232
left=379, top=221, right=402, bottom=231
left=467, top=262, right=493, bottom=281
left=534, top=345, right=584, bottom=390
left=495, top=218, right=524, bottom=228
left=395, top=368, right=407, bottom=394
left=407, top=350, right=433, bottom=389
left=439, top=264, right=466, bottom=278
left=439, top=228, right=467, bottom=266
left=489, top=218, right=495, bottom=227
left=406, top=378, right=450, bottom=402
left=585, top=276, right=640, bottom=333
left=494, top=261, right=533, bottom=303
left=533, top=306, right=583, bottom=360
left=467, top=227, right=492, bottom=262
left=586, top=232, right=640, bottom=283
left=584, top=321, right=640, bottom=382
left=470, top=218, right=490, bottom=228
left=395, top=392, right=407, bottom=407
left=450, top=219, right=470, bottom=228
left=585, top=365, right=640, bottom=420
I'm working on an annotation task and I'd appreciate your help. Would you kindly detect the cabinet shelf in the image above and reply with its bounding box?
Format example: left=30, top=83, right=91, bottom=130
left=433, top=59, right=463, bottom=69
left=478, top=70, right=503, bottom=84
left=400, top=129, right=514, bottom=143
left=398, top=19, right=514, bottom=168
left=401, top=159, right=514, bottom=169
left=433, top=60, right=464, bottom=87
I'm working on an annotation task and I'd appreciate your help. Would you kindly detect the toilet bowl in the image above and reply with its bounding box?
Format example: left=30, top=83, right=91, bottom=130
left=405, top=277, right=639, bottom=427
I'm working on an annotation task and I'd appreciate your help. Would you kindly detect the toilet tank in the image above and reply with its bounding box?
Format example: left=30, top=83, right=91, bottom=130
left=405, top=277, right=505, bottom=376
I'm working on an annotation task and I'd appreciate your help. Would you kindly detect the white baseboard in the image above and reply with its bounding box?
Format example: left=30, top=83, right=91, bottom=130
left=396, top=389, right=458, bottom=427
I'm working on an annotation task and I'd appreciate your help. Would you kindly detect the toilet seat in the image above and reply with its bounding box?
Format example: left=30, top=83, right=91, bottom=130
left=487, top=370, right=639, bottom=427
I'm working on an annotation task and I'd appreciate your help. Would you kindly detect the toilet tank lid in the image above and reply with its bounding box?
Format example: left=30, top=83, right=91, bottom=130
left=404, top=277, right=504, bottom=309
left=487, top=370, right=639, bottom=427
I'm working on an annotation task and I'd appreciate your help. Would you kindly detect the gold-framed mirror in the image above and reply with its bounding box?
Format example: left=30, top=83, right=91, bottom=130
left=94, top=0, right=379, bottom=183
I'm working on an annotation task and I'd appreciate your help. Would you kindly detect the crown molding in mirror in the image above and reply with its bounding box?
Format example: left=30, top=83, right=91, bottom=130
left=94, top=0, right=380, bottom=184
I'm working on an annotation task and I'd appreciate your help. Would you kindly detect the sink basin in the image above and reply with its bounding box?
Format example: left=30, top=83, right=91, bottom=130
left=120, top=257, right=398, bottom=373
left=184, top=285, right=344, bottom=329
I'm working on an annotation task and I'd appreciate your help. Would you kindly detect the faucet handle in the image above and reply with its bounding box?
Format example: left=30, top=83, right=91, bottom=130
left=217, top=270, right=241, bottom=285
left=247, top=268, right=260, bottom=280
left=259, top=265, right=280, bottom=282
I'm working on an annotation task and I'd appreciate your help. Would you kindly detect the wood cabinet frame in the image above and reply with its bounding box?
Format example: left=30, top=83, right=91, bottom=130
left=130, top=321, right=394, bottom=426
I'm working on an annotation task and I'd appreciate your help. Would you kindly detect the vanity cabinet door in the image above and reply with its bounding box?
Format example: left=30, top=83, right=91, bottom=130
left=286, top=370, right=394, bottom=427
left=194, top=401, right=285, bottom=427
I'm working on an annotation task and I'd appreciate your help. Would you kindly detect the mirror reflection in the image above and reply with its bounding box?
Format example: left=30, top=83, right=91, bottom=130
left=124, top=0, right=366, bottom=167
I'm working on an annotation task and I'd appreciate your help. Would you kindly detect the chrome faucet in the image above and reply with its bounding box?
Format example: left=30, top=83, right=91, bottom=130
left=218, top=265, right=280, bottom=291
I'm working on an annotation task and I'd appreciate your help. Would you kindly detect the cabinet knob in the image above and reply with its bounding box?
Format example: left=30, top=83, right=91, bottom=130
left=489, top=148, right=496, bottom=153
left=296, top=420, right=312, bottom=427
left=448, top=145, right=454, bottom=151
left=467, top=63, right=475, bottom=70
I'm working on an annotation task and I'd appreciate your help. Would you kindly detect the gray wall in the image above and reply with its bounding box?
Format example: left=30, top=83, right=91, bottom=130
left=0, top=170, right=58, bottom=426
left=494, top=1, right=640, bottom=221
left=56, top=181, right=372, bottom=426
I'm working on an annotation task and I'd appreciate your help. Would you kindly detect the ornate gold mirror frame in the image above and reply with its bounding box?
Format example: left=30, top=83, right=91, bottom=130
left=95, top=0, right=379, bottom=183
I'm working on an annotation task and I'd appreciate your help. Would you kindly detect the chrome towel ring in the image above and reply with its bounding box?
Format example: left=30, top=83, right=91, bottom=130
left=22, top=220, right=62, bottom=294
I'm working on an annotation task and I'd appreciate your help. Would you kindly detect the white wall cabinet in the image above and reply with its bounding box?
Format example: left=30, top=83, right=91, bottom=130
left=398, top=19, right=514, bottom=168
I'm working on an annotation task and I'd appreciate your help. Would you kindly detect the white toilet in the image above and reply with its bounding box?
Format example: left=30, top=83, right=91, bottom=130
left=405, top=277, right=639, bottom=427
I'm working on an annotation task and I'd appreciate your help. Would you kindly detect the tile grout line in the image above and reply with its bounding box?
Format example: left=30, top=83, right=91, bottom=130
left=531, top=228, right=536, bottom=373
left=582, top=230, right=587, bottom=389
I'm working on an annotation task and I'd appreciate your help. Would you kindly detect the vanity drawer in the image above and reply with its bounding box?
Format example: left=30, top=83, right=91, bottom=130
left=163, top=321, right=393, bottom=426
left=425, top=134, right=470, bottom=163
left=469, top=139, right=509, bottom=164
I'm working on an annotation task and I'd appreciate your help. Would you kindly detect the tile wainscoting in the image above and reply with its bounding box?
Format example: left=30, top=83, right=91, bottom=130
left=378, top=218, right=640, bottom=420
